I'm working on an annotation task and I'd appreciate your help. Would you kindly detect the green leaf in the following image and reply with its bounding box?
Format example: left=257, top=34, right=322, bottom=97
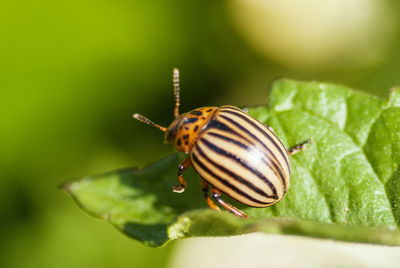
left=61, top=79, right=400, bottom=247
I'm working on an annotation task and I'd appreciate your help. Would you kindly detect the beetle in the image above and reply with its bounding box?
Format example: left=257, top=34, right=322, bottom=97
left=133, top=69, right=310, bottom=218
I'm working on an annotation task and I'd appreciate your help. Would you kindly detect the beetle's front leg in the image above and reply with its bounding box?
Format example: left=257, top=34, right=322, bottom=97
left=172, top=157, right=192, bottom=193
left=288, top=139, right=311, bottom=155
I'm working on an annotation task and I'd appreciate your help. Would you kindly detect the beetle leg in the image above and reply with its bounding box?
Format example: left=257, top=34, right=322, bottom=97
left=172, top=157, right=191, bottom=193
left=211, top=187, right=248, bottom=218
left=201, top=180, right=220, bottom=211
left=288, top=139, right=311, bottom=155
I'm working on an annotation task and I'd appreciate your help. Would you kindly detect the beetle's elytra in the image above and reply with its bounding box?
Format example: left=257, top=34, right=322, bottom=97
left=133, top=69, right=310, bottom=218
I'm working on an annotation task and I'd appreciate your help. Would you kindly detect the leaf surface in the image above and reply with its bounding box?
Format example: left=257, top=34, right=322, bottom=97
left=62, top=80, right=400, bottom=247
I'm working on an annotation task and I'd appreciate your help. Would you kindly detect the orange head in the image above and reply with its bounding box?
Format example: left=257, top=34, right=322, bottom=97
left=133, top=69, right=217, bottom=153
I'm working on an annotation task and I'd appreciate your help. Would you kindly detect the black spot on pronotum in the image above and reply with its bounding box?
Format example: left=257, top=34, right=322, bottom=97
left=194, top=125, right=199, bottom=131
left=185, top=140, right=189, bottom=146
left=200, top=117, right=206, bottom=120
left=177, top=138, right=182, bottom=146
left=185, top=118, right=198, bottom=124
left=206, top=108, right=213, bottom=112
left=184, top=127, right=189, bottom=130
left=190, top=110, right=203, bottom=116
left=183, top=134, right=189, bottom=140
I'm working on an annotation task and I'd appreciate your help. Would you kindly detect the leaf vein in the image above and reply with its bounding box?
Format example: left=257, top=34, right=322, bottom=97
left=297, top=108, right=397, bottom=227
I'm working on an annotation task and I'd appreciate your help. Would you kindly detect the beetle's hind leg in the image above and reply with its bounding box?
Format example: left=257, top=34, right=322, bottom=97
left=288, top=139, right=311, bottom=155
left=201, top=180, right=220, bottom=211
left=211, top=187, right=248, bottom=218
left=173, top=157, right=191, bottom=193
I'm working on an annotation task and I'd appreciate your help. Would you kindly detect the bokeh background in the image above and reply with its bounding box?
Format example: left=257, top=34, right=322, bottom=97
left=1, top=0, right=400, bottom=267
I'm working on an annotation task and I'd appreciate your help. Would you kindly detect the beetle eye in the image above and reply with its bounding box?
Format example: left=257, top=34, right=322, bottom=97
left=165, top=119, right=180, bottom=143
left=165, top=129, right=175, bottom=143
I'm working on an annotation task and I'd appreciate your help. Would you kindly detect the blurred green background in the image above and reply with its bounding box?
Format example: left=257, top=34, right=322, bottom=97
left=1, top=0, right=399, bottom=267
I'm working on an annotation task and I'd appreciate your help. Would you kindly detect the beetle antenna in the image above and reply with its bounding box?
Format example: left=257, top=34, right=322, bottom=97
left=173, top=68, right=180, bottom=118
left=133, top=113, right=167, bottom=132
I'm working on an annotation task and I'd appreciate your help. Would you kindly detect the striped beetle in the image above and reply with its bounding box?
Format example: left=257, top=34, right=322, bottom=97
left=133, top=69, right=310, bottom=218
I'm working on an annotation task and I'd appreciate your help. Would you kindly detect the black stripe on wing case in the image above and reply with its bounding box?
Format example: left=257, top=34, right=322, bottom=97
left=207, top=119, right=253, bottom=145
left=218, top=114, right=288, bottom=188
left=220, top=105, right=244, bottom=112
left=206, top=132, right=249, bottom=150
left=191, top=152, right=273, bottom=205
left=220, top=109, right=290, bottom=168
left=195, top=143, right=277, bottom=200
left=206, top=131, right=287, bottom=189
left=199, top=138, right=278, bottom=197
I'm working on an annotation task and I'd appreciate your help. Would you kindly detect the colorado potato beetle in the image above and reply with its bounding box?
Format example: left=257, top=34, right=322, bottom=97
left=133, top=69, right=310, bottom=218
